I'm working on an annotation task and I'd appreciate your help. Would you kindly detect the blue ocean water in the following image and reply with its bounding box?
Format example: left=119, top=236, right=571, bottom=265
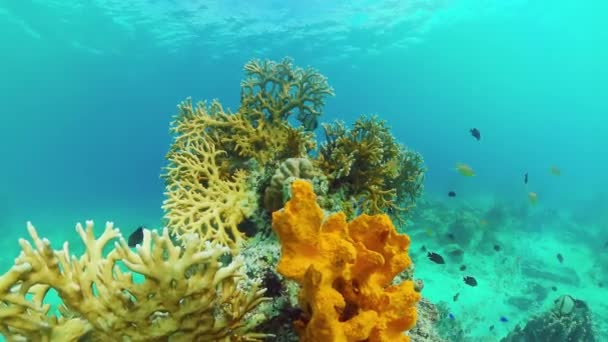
left=1, top=1, right=606, bottom=340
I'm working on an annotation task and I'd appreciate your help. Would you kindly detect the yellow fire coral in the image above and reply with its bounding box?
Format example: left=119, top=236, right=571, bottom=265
left=170, top=57, right=333, bottom=168
left=272, top=179, right=420, bottom=342
left=163, top=131, right=256, bottom=248
left=0, top=221, right=269, bottom=341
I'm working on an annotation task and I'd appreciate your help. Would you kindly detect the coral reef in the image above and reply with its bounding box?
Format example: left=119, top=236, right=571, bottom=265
left=317, top=115, right=425, bottom=219
left=501, top=295, right=596, bottom=342
left=0, top=221, right=269, bottom=341
left=272, top=179, right=420, bottom=342
left=163, top=58, right=425, bottom=248
left=1, top=58, right=434, bottom=341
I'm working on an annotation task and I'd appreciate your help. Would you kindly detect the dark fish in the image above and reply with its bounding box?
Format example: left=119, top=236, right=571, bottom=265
left=524, top=172, right=528, bottom=184
left=421, top=245, right=428, bottom=252
left=599, top=282, right=604, bottom=288
left=556, top=253, right=564, bottom=264
left=500, top=316, right=509, bottom=323
left=603, top=241, right=608, bottom=248
left=297, top=111, right=319, bottom=131
left=448, top=191, right=457, bottom=197
left=447, top=233, right=455, bottom=240
left=427, top=252, right=445, bottom=264
left=453, top=292, right=460, bottom=302
left=128, top=226, right=145, bottom=247
left=493, top=244, right=501, bottom=252
left=459, top=264, right=467, bottom=271
left=489, top=325, right=495, bottom=331
left=448, top=313, right=455, bottom=320
left=551, top=286, right=557, bottom=291
left=470, top=128, right=481, bottom=141
left=463, top=276, right=478, bottom=287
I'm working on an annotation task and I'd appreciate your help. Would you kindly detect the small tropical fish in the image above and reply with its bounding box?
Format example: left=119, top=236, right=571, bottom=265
left=463, top=276, right=478, bottom=287
left=297, top=111, right=319, bottom=131
left=489, top=325, right=495, bottom=331
left=448, top=313, right=455, bottom=320
left=425, top=228, right=434, bottom=236
left=479, top=219, right=489, bottom=226
left=550, top=165, right=561, bottom=176
left=448, top=191, right=457, bottom=197
left=494, top=244, right=501, bottom=252
left=459, top=264, right=467, bottom=271
left=524, top=172, right=528, bottom=184
left=447, top=233, right=455, bottom=240
left=500, top=316, right=509, bottom=323
left=551, top=286, right=557, bottom=291
left=421, top=245, right=428, bottom=252
left=599, top=282, right=604, bottom=288
left=427, top=252, right=446, bottom=264
left=453, top=292, right=460, bottom=302
left=556, top=253, right=564, bottom=264
left=456, top=163, right=475, bottom=177
left=128, top=226, right=145, bottom=247
left=528, top=191, right=538, bottom=205
left=470, top=128, right=481, bottom=141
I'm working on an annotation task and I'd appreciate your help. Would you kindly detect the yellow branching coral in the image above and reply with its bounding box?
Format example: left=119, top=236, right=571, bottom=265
left=0, top=221, right=269, bottom=341
left=317, top=115, right=425, bottom=218
left=240, top=58, right=334, bottom=129
left=163, top=132, right=256, bottom=248
left=272, top=180, right=420, bottom=342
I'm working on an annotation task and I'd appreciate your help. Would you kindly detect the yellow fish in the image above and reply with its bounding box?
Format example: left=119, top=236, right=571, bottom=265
left=528, top=191, right=538, bottom=205
left=455, top=163, right=475, bottom=177
left=425, top=228, right=434, bottom=237
left=550, top=165, right=561, bottom=176
left=479, top=219, right=489, bottom=226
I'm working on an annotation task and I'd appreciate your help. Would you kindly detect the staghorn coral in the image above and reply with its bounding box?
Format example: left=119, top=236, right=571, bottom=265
left=317, top=115, right=425, bottom=219
left=162, top=133, right=257, bottom=248
left=272, top=179, right=420, bottom=342
left=0, top=221, right=269, bottom=341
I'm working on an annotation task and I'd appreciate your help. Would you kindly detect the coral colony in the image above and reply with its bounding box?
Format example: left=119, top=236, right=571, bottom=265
left=0, top=58, right=426, bottom=341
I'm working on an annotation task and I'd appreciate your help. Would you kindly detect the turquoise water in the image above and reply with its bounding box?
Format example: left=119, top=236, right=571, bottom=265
left=1, top=1, right=606, bottom=340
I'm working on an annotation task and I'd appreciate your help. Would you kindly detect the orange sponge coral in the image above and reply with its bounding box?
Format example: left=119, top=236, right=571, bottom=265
left=272, top=180, right=420, bottom=342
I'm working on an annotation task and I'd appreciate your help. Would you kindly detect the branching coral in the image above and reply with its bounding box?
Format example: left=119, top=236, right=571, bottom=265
left=317, top=115, right=425, bottom=218
left=272, top=180, right=420, bottom=342
left=240, top=58, right=334, bottom=130
left=169, top=58, right=333, bottom=169
left=0, top=221, right=269, bottom=341
left=163, top=132, right=257, bottom=248
left=162, top=58, right=335, bottom=246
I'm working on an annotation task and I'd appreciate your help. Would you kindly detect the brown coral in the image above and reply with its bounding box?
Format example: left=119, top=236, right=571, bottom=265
left=0, top=221, right=269, bottom=341
left=317, top=115, right=425, bottom=218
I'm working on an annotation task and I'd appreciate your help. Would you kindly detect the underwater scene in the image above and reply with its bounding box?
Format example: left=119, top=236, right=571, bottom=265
left=0, top=1, right=606, bottom=341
